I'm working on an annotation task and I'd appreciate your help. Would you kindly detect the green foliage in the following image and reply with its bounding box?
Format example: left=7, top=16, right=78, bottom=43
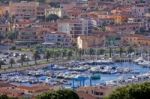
left=20, top=54, right=26, bottom=66
left=106, top=82, right=150, bottom=99
left=0, top=95, right=17, bottom=99
left=9, top=58, right=15, bottom=68
left=10, top=46, right=16, bottom=50
left=127, top=46, right=134, bottom=54
left=6, top=32, right=18, bottom=41
left=45, top=51, right=51, bottom=62
left=37, top=89, right=79, bottom=99
left=33, top=50, right=40, bottom=65
left=0, top=60, right=5, bottom=69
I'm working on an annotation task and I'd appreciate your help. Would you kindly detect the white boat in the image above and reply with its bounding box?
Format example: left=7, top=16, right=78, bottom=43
left=133, top=57, right=144, bottom=63
left=94, top=58, right=113, bottom=64
left=138, top=60, right=150, bottom=67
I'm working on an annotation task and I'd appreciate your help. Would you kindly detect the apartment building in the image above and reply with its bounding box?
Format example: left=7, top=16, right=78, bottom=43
left=37, top=4, right=49, bottom=19
left=77, top=34, right=105, bottom=49
left=0, top=23, right=11, bottom=37
left=43, top=31, right=72, bottom=48
left=122, top=34, right=150, bottom=46
left=9, top=1, right=39, bottom=20
left=105, top=23, right=143, bottom=34
left=131, top=3, right=149, bottom=17
left=45, top=7, right=63, bottom=17
left=77, top=86, right=113, bottom=99
left=17, top=28, right=38, bottom=41
left=58, top=18, right=94, bottom=39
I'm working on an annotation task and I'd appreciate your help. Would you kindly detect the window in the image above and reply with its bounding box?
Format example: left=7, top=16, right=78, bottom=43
left=94, top=91, right=104, bottom=96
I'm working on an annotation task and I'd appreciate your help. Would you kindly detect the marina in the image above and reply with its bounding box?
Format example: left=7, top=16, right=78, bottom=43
left=0, top=59, right=150, bottom=89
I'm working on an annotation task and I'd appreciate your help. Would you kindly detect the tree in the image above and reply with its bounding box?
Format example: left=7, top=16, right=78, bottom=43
left=0, top=95, right=9, bottom=99
left=37, top=89, right=79, bottom=99
left=9, top=58, right=15, bottom=68
left=0, top=60, right=4, bottom=69
left=105, top=82, right=150, bottom=99
left=33, top=50, right=40, bottom=65
left=46, top=14, right=59, bottom=21
left=127, top=46, right=134, bottom=54
left=20, top=54, right=26, bottom=66
left=89, top=48, right=95, bottom=56
left=45, top=51, right=51, bottom=62
left=67, top=50, right=73, bottom=60
left=97, top=49, right=105, bottom=55
left=0, top=94, right=17, bottom=99
left=0, top=34, right=4, bottom=43
left=119, top=47, right=123, bottom=57
left=109, top=47, right=112, bottom=58
left=6, top=31, right=18, bottom=41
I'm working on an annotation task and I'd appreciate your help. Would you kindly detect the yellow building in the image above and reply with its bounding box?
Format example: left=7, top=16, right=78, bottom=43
left=0, top=7, right=3, bottom=16
left=77, top=35, right=105, bottom=49
left=122, top=34, right=150, bottom=46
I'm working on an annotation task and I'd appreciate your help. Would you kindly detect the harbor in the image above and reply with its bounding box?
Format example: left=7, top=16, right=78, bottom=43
left=0, top=57, right=150, bottom=89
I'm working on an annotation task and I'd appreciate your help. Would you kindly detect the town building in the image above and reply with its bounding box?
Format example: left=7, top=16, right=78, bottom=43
left=0, top=23, right=11, bottom=36
left=43, top=31, right=72, bottom=48
left=58, top=18, right=94, bottom=39
left=9, top=1, right=39, bottom=20
left=105, top=23, right=143, bottom=34
left=45, top=7, right=63, bottom=18
left=122, top=34, right=150, bottom=46
left=131, top=3, right=149, bottom=17
left=77, top=34, right=105, bottom=49
left=77, top=86, right=113, bottom=99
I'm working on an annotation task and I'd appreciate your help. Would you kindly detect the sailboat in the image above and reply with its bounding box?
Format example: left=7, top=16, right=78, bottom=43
left=138, top=50, right=150, bottom=67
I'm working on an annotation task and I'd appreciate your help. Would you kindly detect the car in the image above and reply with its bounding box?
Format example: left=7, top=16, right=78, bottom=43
left=13, top=53, right=19, bottom=57
left=3, top=52, right=9, bottom=55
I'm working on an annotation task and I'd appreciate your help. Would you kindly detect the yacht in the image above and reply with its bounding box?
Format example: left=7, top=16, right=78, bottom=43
left=133, top=57, right=144, bottom=63
left=138, top=60, right=150, bottom=67
left=93, top=58, right=114, bottom=64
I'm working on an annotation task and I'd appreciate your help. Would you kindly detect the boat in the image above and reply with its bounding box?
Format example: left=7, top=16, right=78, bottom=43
left=51, top=65, right=67, bottom=70
left=90, top=74, right=101, bottom=80
left=138, top=60, right=150, bottom=67
left=74, top=74, right=89, bottom=81
left=93, top=58, right=114, bottom=64
left=133, top=57, right=144, bottom=63
left=68, top=66, right=89, bottom=72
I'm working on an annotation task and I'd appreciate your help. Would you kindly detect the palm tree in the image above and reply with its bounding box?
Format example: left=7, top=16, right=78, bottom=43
left=109, top=47, right=112, bottom=58
left=33, top=50, right=40, bottom=65
left=67, top=50, right=73, bottom=60
left=78, top=49, right=84, bottom=60
left=127, top=46, right=134, bottom=54
left=9, top=58, right=15, bottom=68
left=45, top=51, right=51, bottom=62
left=20, top=54, right=26, bottom=66
left=119, top=47, right=123, bottom=58
left=0, top=60, right=3, bottom=69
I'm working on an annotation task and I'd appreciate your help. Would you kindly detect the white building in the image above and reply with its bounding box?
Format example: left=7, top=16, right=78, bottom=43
left=132, top=4, right=149, bottom=17
left=45, top=7, right=63, bottom=17
left=58, top=18, right=94, bottom=39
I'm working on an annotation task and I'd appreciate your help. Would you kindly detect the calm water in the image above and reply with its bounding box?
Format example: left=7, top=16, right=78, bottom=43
left=2, top=62, right=150, bottom=88
left=67, top=62, right=150, bottom=88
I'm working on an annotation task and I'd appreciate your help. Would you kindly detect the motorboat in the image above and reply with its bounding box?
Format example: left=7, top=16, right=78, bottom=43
left=90, top=74, right=101, bottom=80
left=138, top=60, right=150, bottom=67
left=93, top=58, right=114, bottom=64
left=133, top=57, right=144, bottom=63
left=68, top=66, right=90, bottom=72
